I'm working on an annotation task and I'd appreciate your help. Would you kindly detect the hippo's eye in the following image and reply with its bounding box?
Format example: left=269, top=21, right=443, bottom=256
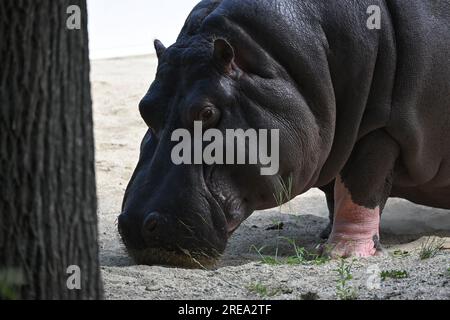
left=197, top=105, right=220, bottom=127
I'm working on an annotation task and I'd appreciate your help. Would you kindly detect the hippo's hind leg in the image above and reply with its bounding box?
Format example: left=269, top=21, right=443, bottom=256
left=318, top=181, right=335, bottom=239
left=323, top=130, right=399, bottom=258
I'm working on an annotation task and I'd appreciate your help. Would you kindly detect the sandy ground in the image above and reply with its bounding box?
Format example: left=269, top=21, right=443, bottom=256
left=92, top=55, right=450, bottom=300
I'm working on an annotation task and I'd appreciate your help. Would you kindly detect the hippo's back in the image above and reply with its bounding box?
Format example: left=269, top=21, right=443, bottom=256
left=189, top=0, right=450, bottom=208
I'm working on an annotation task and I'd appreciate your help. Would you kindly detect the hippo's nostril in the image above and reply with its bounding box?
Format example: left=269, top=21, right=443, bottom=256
left=142, top=212, right=160, bottom=234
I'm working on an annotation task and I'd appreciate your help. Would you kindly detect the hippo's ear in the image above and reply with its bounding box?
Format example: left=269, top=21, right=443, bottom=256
left=154, top=39, right=166, bottom=59
left=213, top=38, right=235, bottom=73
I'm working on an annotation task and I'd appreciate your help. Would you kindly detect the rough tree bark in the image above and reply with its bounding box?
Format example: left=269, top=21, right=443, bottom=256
left=0, top=1, right=103, bottom=299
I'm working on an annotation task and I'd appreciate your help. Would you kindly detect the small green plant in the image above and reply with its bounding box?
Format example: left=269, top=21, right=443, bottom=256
left=247, top=282, right=280, bottom=297
left=380, top=270, right=408, bottom=281
left=334, top=259, right=358, bottom=300
left=282, top=237, right=329, bottom=266
left=273, top=173, right=293, bottom=212
left=272, top=218, right=284, bottom=262
left=391, top=250, right=410, bottom=258
left=251, top=245, right=281, bottom=265
left=446, top=267, right=450, bottom=276
left=273, top=192, right=284, bottom=212
left=251, top=238, right=329, bottom=266
left=419, top=237, right=444, bottom=260
left=0, top=269, right=24, bottom=300
left=267, top=173, right=294, bottom=267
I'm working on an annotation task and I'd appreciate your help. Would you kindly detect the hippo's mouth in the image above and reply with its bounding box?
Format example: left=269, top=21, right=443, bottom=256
left=126, top=247, right=220, bottom=269
left=204, top=184, right=242, bottom=238
left=202, top=166, right=249, bottom=238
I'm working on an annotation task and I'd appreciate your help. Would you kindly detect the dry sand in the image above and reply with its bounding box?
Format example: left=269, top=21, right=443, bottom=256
left=92, top=55, right=450, bottom=300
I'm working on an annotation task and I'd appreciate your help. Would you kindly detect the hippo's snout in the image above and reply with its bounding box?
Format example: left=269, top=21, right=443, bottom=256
left=119, top=207, right=226, bottom=268
left=118, top=156, right=231, bottom=268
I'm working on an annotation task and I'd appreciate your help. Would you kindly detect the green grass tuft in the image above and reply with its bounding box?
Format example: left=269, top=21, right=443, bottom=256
left=419, top=237, right=444, bottom=260
left=251, top=245, right=281, bottom=265
left=247, top=282, right=280, bottom=297
left=251, top=238, right=329, bottom=266
left=381, top=270, right=408, bottom=281
left=273, top=173, right=294, bottom=213
left=281, top=237, right=329, bottom=266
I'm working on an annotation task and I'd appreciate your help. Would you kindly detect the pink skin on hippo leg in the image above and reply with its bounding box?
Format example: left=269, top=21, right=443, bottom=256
left=324, top=176, right=381, bottom=258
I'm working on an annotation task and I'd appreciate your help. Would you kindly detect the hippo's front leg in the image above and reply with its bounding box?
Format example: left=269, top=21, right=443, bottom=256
left=324, top=131, right=399, bottom=258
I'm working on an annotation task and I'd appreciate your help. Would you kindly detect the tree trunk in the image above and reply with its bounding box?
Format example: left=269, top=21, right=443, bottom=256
left=0, top=1, right=103, bottom=299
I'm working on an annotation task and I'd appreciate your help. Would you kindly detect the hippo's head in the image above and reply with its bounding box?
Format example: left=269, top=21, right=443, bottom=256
left=118, top=32, right=329, bottom=267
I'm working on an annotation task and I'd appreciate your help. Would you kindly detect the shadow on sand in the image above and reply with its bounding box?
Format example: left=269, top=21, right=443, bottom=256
left=100, top=198, right=450, bottom=268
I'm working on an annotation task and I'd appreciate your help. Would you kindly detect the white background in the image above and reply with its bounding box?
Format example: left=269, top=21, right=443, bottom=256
left=87, top=0, right=200, bottom=59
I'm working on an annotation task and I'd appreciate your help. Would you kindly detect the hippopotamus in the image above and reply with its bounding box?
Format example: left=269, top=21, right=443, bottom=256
left=118, top=0, right=450, bottom=267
